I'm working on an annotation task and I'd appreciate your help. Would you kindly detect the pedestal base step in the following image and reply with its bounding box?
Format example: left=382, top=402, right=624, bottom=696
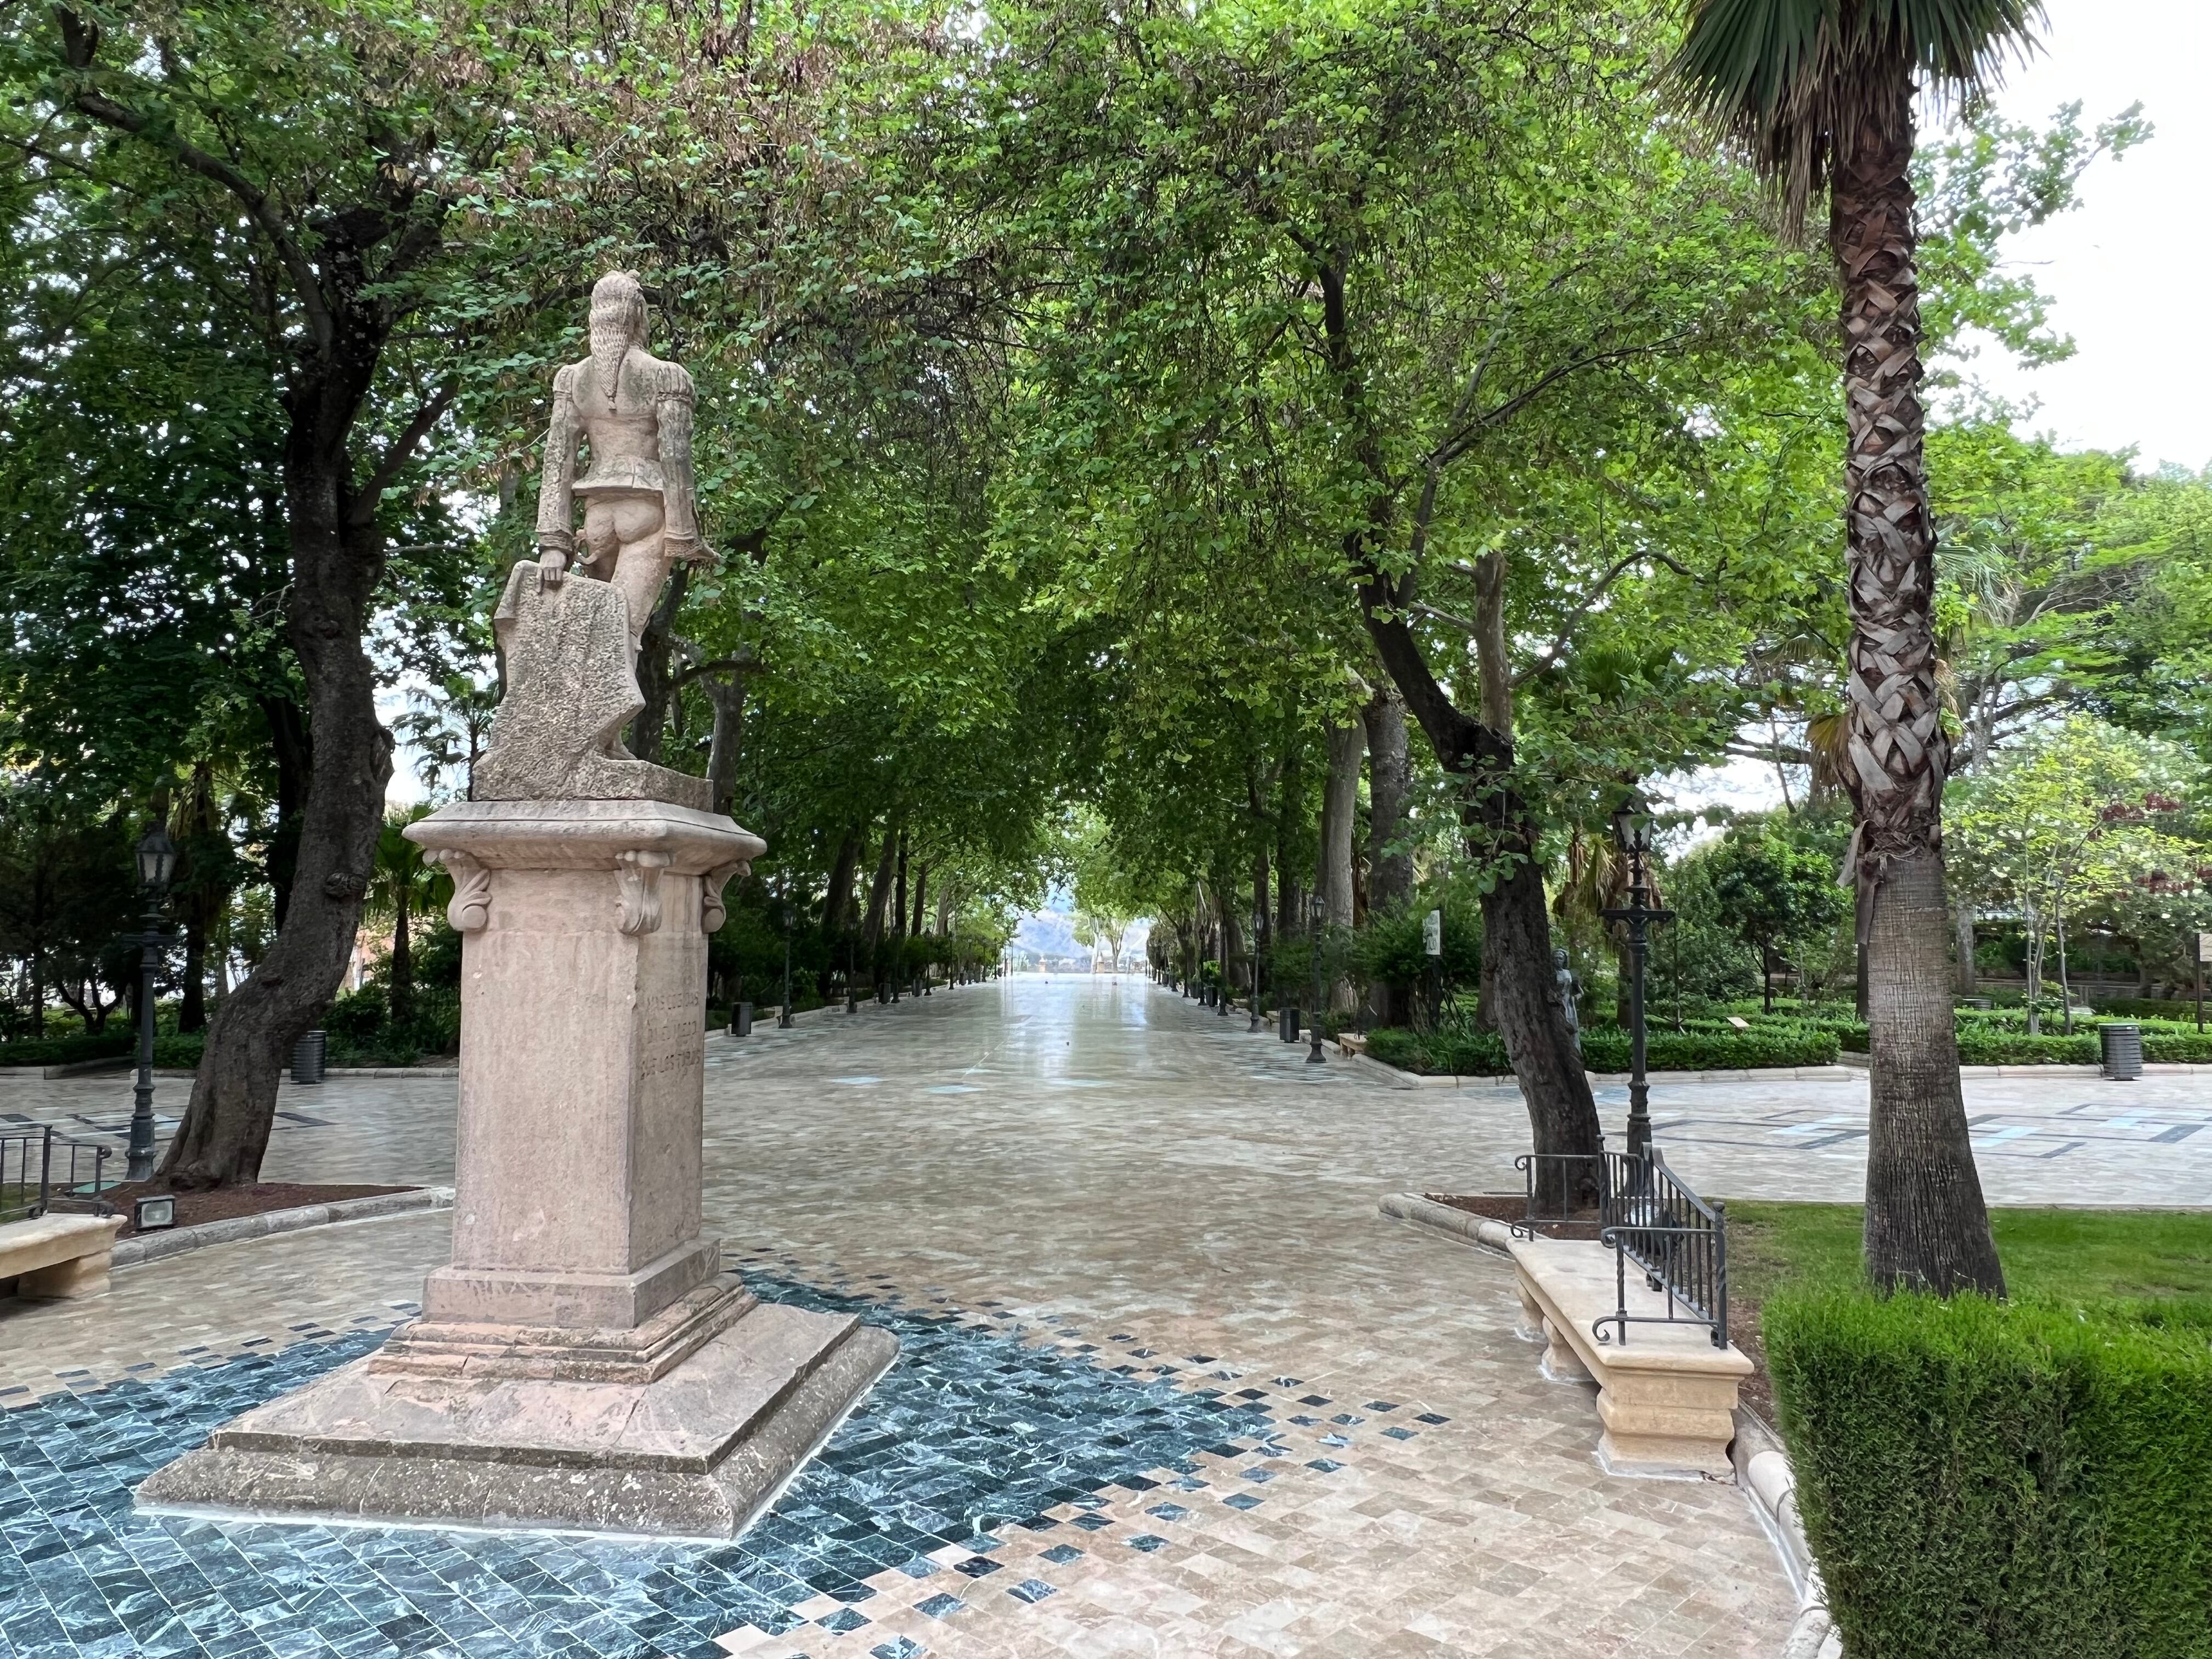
left=137, top=1301, right=898, bottom=1539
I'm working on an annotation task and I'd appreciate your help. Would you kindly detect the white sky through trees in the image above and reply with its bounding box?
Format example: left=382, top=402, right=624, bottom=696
left=1966, top=0, right=2211, bottom=470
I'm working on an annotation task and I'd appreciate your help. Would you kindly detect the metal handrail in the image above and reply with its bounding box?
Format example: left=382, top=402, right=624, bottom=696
left=1513, top=1148, right=1728, bottom=1350
left=1, top=1126, right=116, bottom=1224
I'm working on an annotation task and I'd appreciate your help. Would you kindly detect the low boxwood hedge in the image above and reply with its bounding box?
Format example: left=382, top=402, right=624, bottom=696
left=1361, top=1024, right=1837, bottom=1076
left=1768, top=1288, right=2212, bottom=1658
left=0, top=1032, right=133, bottom=1068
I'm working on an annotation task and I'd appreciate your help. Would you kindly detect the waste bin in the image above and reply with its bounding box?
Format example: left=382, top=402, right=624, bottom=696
left=1279, top=1006, right=1300, bottom=1043
left=731, top=1002, right=753, bottom=1038
left=291, top=1029, right=327, bottom=1086
left=2101, top=1023, right=2142, bottom=1081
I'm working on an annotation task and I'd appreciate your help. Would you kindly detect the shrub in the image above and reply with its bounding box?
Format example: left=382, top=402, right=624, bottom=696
left=1361, top=1023, right=1836, bottom=1075
left=152, top=1034, right=205, bottom=1068
left=1954, top=1028, right=2100, bottom=1065
left=2143, top=1030, right=2212, bottom=1063
left=324, top=987, right=387, bottom=1045
left=0, top=1032, right=133, bottom=1068
left=2095, top=998, right=2200, bottom=1021
left=1768, top=1288, right=2212, bottom=1658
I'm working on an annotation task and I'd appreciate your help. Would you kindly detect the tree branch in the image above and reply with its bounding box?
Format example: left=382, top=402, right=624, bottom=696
left=56, top=10, right=334, bottom=349
left=1512, top=548, right=1697, bottom=687
left=348, top=383, right=457, bottom=527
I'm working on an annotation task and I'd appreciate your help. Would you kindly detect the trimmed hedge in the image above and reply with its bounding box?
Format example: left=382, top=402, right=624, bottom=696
left=1954, top=1028, right=2101, bottom=1065
left=153, top=1034, right=205, bottom=1069
left=0, top=1032, right=132, bottom=1068
left=1361, top=1023, right=1837, bottom=1076
left=1768, top=1289, right=2212, bottom=1658
left=1945, top=1026, right=2212, bottom=1066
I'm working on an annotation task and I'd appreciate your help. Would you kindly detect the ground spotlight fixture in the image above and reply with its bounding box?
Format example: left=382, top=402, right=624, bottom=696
left=133, top=1193, right=177, bottom=1232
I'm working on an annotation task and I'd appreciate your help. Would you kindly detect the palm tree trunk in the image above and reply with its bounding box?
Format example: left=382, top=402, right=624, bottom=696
left=1833, top=72, right=2002, bottom=1296
left=391, top=887, right=413, bottom=1023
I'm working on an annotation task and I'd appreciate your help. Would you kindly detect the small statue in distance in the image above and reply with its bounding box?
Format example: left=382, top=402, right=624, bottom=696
left=1553, top=946, right=1582, bottom=1054
left=534, top=270, right=712, bottom=657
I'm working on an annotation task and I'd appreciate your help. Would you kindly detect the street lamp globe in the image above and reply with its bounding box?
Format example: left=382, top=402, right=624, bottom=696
left=1609, top=796, right=1651, bottom=861
left=136, top=824, right=178, bottom=893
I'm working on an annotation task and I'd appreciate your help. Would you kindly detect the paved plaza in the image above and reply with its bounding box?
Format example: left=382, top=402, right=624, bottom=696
left=5, top=979, right=2204, bottom=1658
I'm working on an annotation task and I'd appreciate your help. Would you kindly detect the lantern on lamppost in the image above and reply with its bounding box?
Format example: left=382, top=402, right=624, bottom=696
left=1601, top=793, right=1673, bottom=1161
left=1249, top=906, right=1266, bottom=1034
left=126, top=825, right=178, bottom=1182
left=1306, top=891, right=1327, bottom=1066
left=778, top=872, right=797, bottom=1029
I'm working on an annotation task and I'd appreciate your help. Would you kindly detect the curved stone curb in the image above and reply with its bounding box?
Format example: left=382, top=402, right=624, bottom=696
left=113, top=1187, right=454, bottom=1269
left=1836, top=1052, right=2212, bottom=1078
left=1376, top=1191, right=1515, bottom=1252
left=1382, top=1190, right=1835, bottom=1656
left=1361, top=1059, right=1854, bottom=1091
left=1733, top=1410, right=1837, bottom=1657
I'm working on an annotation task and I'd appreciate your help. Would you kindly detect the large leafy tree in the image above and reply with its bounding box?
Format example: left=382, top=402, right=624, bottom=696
left=959, top=0, right=1838, bottom=1192
left=1670, top=0, right=2046, bottom=1294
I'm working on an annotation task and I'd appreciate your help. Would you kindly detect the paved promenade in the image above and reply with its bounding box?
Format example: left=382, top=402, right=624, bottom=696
left=26, top=977, right=2183, bottom=1657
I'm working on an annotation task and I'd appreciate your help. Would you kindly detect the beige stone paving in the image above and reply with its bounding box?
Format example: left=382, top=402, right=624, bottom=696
left=5, top=980, right=1811, bottom=1656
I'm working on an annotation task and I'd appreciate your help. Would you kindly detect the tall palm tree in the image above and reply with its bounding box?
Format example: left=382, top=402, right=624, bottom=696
left=1671, top=0, right=2042, bottom=1295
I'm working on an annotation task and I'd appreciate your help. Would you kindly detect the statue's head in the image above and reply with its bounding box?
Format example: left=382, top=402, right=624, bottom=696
left=1553, top=947, right=1569, bottom=970
left=588, top=270, right=648, bottom=404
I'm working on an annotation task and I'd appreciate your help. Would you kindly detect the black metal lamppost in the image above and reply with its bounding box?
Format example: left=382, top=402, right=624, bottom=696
left=1249, top=906, right=1265, bottom=1033
left=1601, top=795, right=1673, bottom=1161
left=778, top=875, right=797, bottom=1029
left=1306, top=892, right=1327, bottom=1066
left=127, top=825, right=178, bottom=1182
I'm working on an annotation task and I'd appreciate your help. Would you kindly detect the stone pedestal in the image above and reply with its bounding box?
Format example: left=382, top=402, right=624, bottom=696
left=139, top=799, right=898, bottom=1539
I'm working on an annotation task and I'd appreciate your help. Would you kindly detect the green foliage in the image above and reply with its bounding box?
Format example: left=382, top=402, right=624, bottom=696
left=1700, top=814, right=1850, bottom=999
left=1768, top=1288, right=2212, bottom=1659
left=1364, top=1021, right=1835, bottom=1076
left=1356, top=891, right=1482, bottom=993
left=0, top=1032, right=133, bottom=1068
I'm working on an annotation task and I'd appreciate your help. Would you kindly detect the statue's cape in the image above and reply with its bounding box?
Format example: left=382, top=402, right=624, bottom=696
left=473, top=562, right=708, bottom=810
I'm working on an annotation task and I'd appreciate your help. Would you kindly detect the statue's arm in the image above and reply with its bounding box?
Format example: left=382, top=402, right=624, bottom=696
left=535, top=365, right=582, bottom=568
left=655, top=364, right=707, bottom=561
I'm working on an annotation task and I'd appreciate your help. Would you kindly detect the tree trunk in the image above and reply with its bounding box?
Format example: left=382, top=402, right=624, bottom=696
left=1359, top=580, right=1601, bottom=1204
left=628, top=566, right=691, bottom=763
left=180, top=914, right=208, bottom=1035
left=910, top=861, right=928, bottom=948
left=703, top=671, right=747, bottom=818
left=894, top=831, right=910, bottom=939
left=1833, top=72, right=2002, bottom=1295
left=1953, top=893, right=1978, bottom=998
left=860, top=826, right=898, bottom=962
left=163, top=398, right=396, bottom=1188
left=1363, top=685, right=1413, bottom=913
left=1319, top=719, right=1362, bottom=1011
left=1275, top=742, right=1303, bottom=944
left=259, top=693, right=313, bottom=932
left=1319, top=720, right=1361, bottom=930
left=390, top=886, right=413, bottom=1023
left=822, top=827, right=861, bottom=933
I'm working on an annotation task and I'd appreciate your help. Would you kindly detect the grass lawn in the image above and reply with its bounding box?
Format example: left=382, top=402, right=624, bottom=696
left=1723, top=1203, right=2212, bottom=1421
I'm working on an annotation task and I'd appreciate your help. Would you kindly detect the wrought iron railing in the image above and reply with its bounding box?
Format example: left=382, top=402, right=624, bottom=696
left=0, top=1125, right=115, bottom=1224
left=1513, top=1148, right=1728, bottom=1349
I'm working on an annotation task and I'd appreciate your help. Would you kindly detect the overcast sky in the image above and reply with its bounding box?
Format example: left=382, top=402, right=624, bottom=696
left=1965, top=0, right=2211, bottom=470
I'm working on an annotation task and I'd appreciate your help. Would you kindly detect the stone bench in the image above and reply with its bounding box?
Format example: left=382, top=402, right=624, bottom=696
left=1508, top=1233, right=1751, bottom=1479
left=1, top=1212, right=126, bottom=1300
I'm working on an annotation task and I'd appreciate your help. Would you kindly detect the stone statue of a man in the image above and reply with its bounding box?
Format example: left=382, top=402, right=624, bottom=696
left=534, top=271, right=711, bottom=652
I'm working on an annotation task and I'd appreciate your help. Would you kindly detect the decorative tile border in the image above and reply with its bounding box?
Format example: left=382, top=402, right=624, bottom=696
left=0, top=1274, right=1277, bottom=1659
